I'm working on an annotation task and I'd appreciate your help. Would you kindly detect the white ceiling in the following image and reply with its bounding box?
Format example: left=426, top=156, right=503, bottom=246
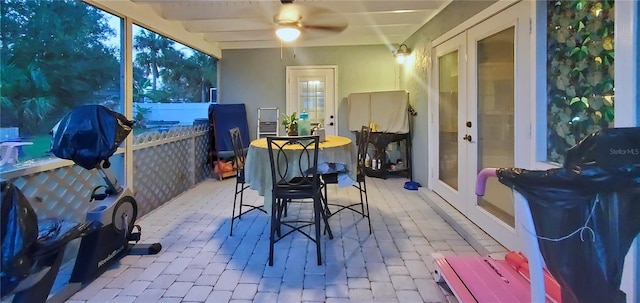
left=123, top=0, right=452, bottom=50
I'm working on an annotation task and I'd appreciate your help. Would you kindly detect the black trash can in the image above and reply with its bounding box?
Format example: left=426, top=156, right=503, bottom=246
left=496, top=127, right=640, bottom=303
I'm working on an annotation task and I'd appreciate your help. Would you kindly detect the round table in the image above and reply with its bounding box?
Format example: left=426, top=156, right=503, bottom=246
left=244, top=135, right=357, bottom=210
left=249, top=135, right=351, bottom=150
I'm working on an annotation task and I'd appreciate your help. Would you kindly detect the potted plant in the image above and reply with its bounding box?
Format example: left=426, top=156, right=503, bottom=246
left=281, top=112, right=298, bottom=136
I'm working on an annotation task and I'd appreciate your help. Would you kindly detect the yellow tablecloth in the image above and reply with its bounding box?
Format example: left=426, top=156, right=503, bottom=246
left=244, top=135, right=357, bottom=211
left=250, top=135, right=352, bottom=150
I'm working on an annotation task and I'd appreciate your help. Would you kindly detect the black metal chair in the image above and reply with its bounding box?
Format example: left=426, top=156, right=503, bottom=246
left=320, top=125, right=372, bottom=233
left=229, top=127, right=265, bottom=236
left=266, top=135, right=332, bottom=266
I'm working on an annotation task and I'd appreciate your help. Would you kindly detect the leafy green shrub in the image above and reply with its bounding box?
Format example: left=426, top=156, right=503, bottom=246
left=546, top=0, right=614, bottom=163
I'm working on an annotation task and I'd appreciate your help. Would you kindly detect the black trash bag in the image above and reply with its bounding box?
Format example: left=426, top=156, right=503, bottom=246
left=496, top=127, right=640, bottom=303
left=1, top=181, right=38, bottom=297
left=1, top=182, right=92, bottom=298
left=51, top=105, right=134, bottom=170
left=34, top=218, right=93, bottom=258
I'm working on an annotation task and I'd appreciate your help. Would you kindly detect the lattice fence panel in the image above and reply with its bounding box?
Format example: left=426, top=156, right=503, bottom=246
left=9, top=165, right=102, bottom=223
left=4, top=126, right=210, bottom=222
left=194, top=132, right=211, bottom=182
left=133, top=142, right=189, bottom=216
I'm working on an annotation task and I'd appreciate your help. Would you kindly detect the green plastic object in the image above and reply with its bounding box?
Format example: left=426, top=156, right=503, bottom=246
left=298, top=111, right=311, bottom=136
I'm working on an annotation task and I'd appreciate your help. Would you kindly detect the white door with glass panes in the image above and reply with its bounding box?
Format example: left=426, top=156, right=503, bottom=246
left=286, top=66, right=337, bottom=135
left=429, top=1, right=531, bottom=250
left=429, top=32, right=467, bottom=215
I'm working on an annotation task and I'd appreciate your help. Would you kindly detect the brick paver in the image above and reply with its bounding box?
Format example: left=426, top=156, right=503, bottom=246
left=53, top=177, right=506, bottom=303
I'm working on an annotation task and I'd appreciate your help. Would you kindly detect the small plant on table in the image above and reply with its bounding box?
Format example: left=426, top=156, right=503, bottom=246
left=281, top=112, right=298, bottom=136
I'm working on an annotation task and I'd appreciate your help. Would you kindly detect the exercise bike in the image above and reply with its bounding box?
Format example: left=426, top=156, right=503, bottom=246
left=1, top=105, right=162, bottom=303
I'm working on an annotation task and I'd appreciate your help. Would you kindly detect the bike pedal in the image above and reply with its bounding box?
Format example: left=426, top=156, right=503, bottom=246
left=128, top=232, right=141, bottom=242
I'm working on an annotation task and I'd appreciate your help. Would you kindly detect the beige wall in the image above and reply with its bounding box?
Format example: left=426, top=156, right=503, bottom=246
left=399, top=0, right=496, bottom=184
left=219, top=45, right=398, bottom=140
left=218, top=0, right=497, bottom=186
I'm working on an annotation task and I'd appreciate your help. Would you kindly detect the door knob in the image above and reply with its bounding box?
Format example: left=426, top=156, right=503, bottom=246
left=466, top=121, right=472, bottom=127
left=329, top=122, right=334, bottom=126
left=463, top=134, right=472, bottom=142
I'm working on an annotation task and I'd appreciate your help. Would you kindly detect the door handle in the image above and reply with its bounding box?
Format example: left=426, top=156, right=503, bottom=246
left=329, top=122, right=334, bottom=126
left=463, top=134, right=472, bottom=142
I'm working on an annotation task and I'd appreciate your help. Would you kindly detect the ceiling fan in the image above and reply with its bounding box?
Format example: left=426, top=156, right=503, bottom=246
left=273, top=0, right=348, bottom=42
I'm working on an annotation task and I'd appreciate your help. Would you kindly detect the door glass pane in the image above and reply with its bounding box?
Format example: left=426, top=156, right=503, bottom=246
left=298, top=79, right=325, bottom=127
left=476, top=27, right=515, bottom=227
left=438, top=51, right=459, bottom=189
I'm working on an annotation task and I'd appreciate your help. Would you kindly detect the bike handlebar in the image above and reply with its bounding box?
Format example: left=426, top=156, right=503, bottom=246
left=476, top=168, right=498, bottom=196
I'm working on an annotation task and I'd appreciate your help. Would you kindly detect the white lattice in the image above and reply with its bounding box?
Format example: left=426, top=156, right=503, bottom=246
left=9, top=166, right=102, bottom=222
left=3, top=125, right=210, bottom=221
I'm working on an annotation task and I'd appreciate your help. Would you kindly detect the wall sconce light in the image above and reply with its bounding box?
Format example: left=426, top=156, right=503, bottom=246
left=276, top=23, right=301, bottom=42
left=393, top=44, right=411, bottom=64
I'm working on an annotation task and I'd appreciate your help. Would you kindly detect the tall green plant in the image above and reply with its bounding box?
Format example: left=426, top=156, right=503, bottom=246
left=547, top=0, right=615, bottom=163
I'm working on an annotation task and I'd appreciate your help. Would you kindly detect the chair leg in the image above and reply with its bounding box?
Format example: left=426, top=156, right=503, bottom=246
left=358, top=182, right=366, bottom=218
left=361, top=180, right=372, bottom=234
left=321, top=184, right=334, bottom=238
left=276, top=199, right=285, bottom=238
left=313, top=195, right=322, bottom=265
left=269, top=196, right=277, bottom=266
left=283, top=199, right=288, bottom=217
left=238, top=182, right=245, bottom=220
left=322, top=183, right=332, bottom=217
left=230, top=181, right=240, bottom=236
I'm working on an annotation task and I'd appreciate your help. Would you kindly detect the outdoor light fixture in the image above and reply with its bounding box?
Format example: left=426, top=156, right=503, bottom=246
left=276, top=24, right=301, bottom=42
left=394, top=44, right=411, bottom=64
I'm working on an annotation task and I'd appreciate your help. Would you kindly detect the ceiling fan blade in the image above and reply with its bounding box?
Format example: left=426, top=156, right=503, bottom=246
left=303, top=24, right=347, bottom=33
left=273, top=2, right=348, bottom=40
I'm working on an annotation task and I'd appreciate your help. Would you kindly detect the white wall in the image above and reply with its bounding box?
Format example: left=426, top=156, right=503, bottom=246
left=133, top=102, right=210, bottom=125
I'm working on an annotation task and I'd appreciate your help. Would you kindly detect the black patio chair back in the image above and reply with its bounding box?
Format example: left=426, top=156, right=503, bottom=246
left=356, top=125, right=372, bottom=176
left=229, top=127, right=246, bottom=172
left=266, top=135, right=326, bottom=266
left=229, top=127, right=265, bottom=236
left=320, top=125, right=372, bottom=233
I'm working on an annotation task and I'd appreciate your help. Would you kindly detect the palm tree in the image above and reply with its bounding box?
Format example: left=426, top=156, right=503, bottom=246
left=191, top=53, right=218, bottom=102
left=133, top=30, right=174, bottom=90
left=0, top=62, right=55, bottom=133
left=161, top=52, right=217, bottom=102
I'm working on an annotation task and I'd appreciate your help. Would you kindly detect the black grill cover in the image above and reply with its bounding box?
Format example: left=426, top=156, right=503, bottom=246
left=51, top=105, right=133, bottom=170
left=496, top=127, right=640, bottom=303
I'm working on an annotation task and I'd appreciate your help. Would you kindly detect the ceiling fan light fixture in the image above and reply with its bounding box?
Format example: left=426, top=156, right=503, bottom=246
left=394, top=44, right=411, bottom=64
left=276, top=24, right=301, bottom=42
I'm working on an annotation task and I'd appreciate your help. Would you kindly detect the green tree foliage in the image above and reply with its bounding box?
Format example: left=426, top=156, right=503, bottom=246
left=133, top=29, right=175, bottom=91
left=161, top=52, right=218, bottom=103
left=546, top=0, right=614, bottom=163
left=0, top=0, right=120, bottom=135
left=133, top=27, right=217, bottom=103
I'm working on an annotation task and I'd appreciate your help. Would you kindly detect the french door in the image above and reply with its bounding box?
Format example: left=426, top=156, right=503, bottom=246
left=429, top=2, right=531, bottom=250
left=286, top=66, right=337, bottom=135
